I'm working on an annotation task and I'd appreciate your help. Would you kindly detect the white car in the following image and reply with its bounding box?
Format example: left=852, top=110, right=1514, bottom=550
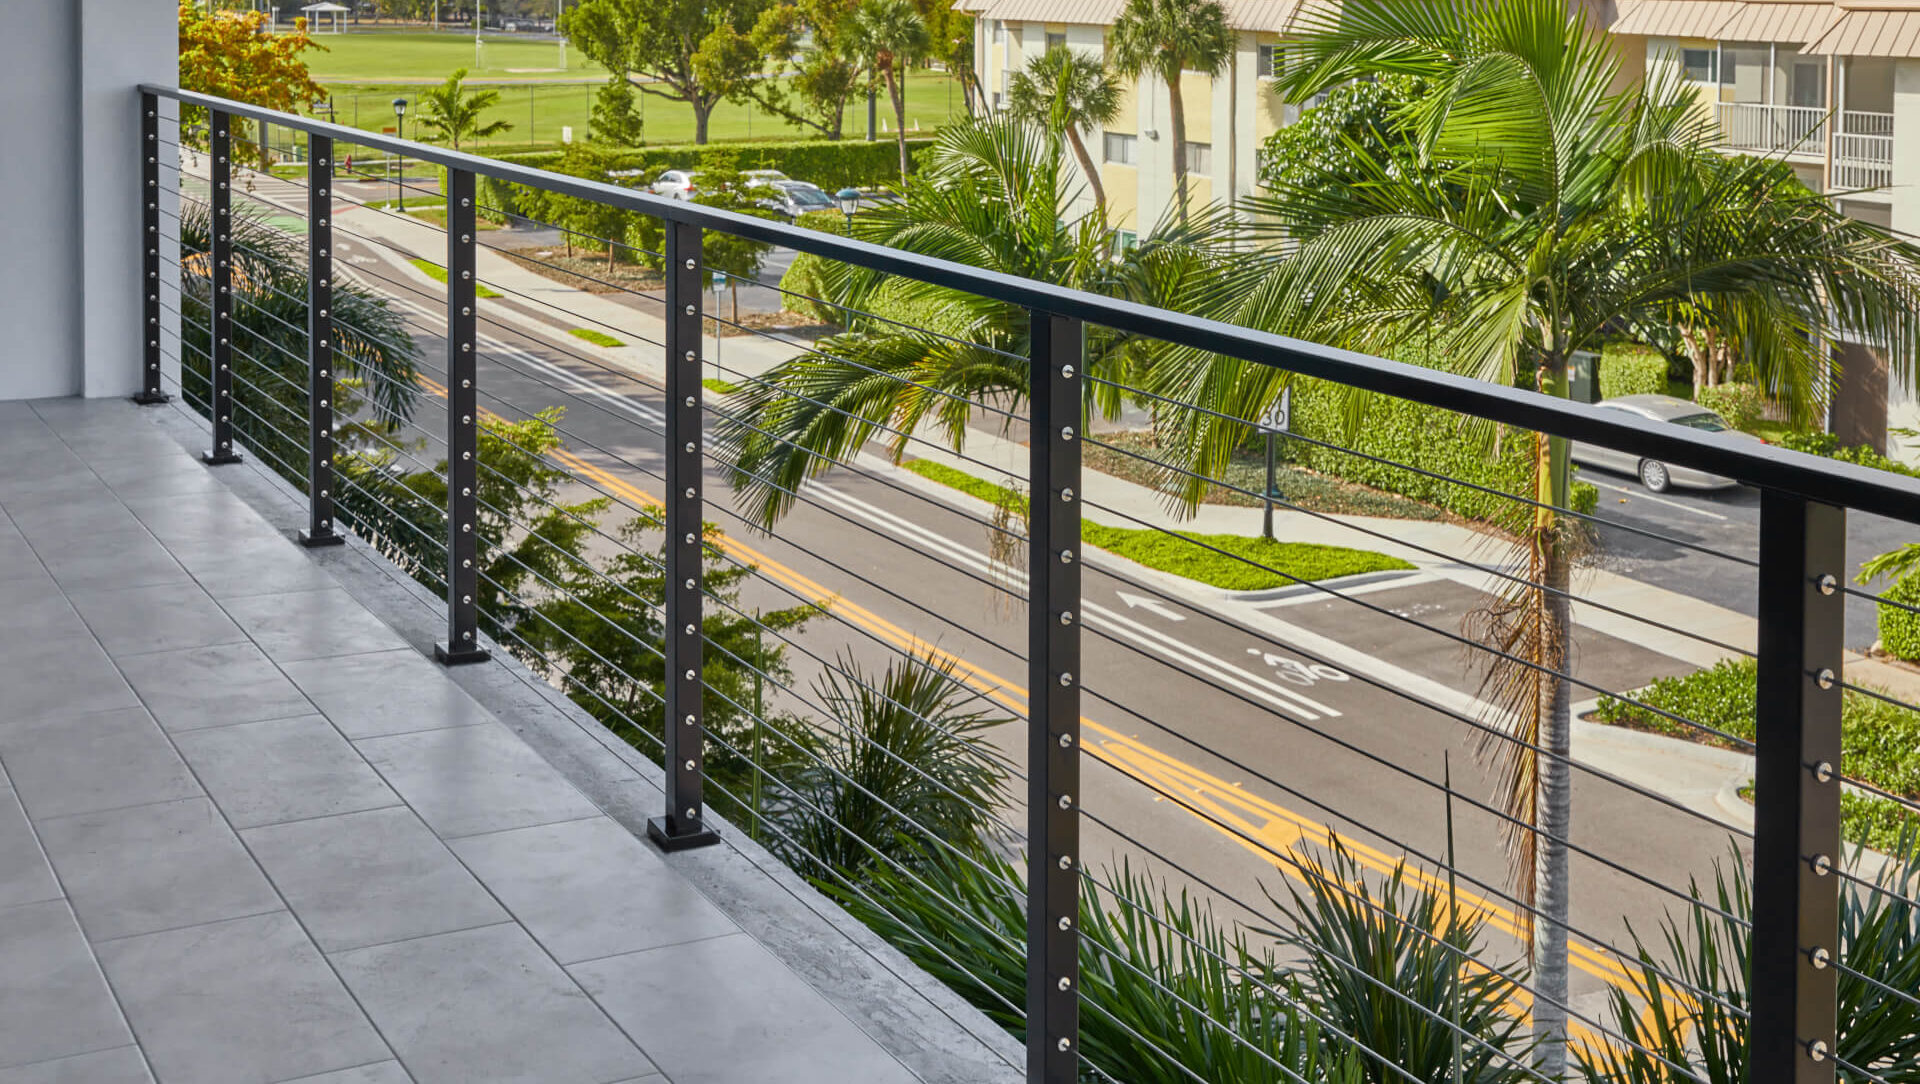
left=740, top=169, right=791, bottom=188
left=649, top=170, right=703, bottom=200
left=757, top=180, right=837, bottom=219
left=1570, top=394, right=1762, bottom=492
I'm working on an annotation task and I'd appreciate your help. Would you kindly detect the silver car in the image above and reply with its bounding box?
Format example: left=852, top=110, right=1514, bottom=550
left=1570, top=394, right=1760, bottom=492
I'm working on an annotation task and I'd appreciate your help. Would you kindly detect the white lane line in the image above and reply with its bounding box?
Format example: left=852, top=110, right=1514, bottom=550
left=811, top=484, right=1341, bottom=721
left=1584, top=476, right=1729, bottom=522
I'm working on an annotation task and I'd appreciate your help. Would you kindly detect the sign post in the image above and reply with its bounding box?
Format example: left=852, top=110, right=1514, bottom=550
left=1258, top=388, right=1291, bottom=540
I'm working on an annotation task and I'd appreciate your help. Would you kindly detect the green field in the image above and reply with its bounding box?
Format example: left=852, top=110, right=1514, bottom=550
left=295, top=30, right=966, bottom=151
left=304, top=29, right=602, bottom=82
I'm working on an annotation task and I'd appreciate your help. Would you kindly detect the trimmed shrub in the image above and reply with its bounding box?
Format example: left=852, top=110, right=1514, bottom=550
left=1695, top=382, right=1764, bottom=432
left=1599, top=341, right=1668, bottom=400
left=1882, top=572, right=1920, bottom=661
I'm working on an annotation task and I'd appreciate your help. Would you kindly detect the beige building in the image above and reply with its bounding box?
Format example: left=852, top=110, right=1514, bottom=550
left=1610, top=0, right=1920, bottom=458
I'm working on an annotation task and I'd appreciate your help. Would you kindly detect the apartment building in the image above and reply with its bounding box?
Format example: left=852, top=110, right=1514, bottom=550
left=1611, top=0, right=1920, bottom=456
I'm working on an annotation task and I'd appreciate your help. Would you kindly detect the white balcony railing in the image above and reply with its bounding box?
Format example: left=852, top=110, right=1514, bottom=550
left=1714, top=103, right=1895, bottom=188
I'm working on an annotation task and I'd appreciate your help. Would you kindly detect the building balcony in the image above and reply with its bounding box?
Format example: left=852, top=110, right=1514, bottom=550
left=1714, top=102, right=1896, bottom=188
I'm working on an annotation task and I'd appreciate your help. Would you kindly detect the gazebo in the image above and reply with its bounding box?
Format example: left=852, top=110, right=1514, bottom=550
left=299, top=1, right=348, bottom=33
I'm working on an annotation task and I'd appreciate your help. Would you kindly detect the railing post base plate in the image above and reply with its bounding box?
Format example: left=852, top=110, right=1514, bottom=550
left=297, top=530, right=345, bottom=549
left=202, top=450, right=243, bottom=466
left=647, top=816, right=720, bottom=853
left=433, top=642, right=491, bottom=666
left=131, top=391, right=171, bottom=406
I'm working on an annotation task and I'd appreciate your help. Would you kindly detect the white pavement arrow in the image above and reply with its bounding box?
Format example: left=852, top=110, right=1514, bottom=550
left=1115, top=591, right=1186, bottom=622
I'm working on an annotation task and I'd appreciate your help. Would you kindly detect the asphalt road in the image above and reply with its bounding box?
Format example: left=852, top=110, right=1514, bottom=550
left=305, top=216, right=1760, bottom=1032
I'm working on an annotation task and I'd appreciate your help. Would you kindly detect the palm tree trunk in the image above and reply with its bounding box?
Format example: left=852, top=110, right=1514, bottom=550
left=1534, top=522, right=1573, bottom=1078
left=888, top=69, right=910, bottom=181
left=1166, top=71, right=1189, bottom=224
left=1065, top=128, right=1107, bottom=220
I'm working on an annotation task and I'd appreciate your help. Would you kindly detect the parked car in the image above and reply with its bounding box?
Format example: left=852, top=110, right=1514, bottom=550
left=650, top=170, right=703, bottom=199
left=1569, top=393, right=1761, bottom=492
left=740, top=169, right=791, bottom=188
left=757, top=180, right=837, bottom=219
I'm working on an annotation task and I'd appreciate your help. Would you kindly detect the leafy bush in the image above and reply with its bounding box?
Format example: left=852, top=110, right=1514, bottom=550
left=1593, top=657, right=1920, bottom=847
left=1578, top=834, right=1920, bottom=1084
left=1694, top=383, right=1764, bottom=431
left=1285, top=377, right=1598, bottom=524
left=1775, top=429, right=1920, bottom=480
left=1881, top=572, right=1920, bottom=661
left=1599, top=341, right=1668, bottom=400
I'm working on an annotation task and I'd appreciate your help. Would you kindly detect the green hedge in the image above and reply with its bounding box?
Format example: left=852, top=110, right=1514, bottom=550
left=1695, top=382, right=1764, bottom=431
left=1599, top=341, right=1668, bottom=400
left=1882, top=572, right=1920, bottom=661
left=1284, top=377, right=1599, bottom=523
left=1594, top=657, right=1920, bottom=848
left=450, top=139, right=934, bottom=222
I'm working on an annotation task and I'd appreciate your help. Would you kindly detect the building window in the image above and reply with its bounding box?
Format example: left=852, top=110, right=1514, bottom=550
left=1045, top=31, right=1067, bottom=51
left=994, top=21, right=1005, bottom=44
left=992, top=90, right=1005, bottom=111
left=1114, top=230, right=1139, bottom=256
left=1183, top=141, right=1212, bottom=176
left=1682, top=48, right=1717, bottom=83
left=1257, top=44, right=1280, bottom=79
left=1103, top=131, right=1137, bottom=165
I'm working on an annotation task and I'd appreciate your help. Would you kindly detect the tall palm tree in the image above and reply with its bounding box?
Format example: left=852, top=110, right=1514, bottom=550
left=1147, top=0, right=1920, bottom=1070
left=1108, top=0, right=1231, bottom=223
left=414, top=67, right=513, bottom=150
left=1007, top=46, right=1124, bottom=219
left=848, top=0, right=930, bottom=181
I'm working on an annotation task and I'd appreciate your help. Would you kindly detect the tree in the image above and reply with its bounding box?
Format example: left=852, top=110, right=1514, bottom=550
left=177, top=1, right=328, bottom=165
left=710, top=0, right=864, bottom=141
left=690, top=172, right=780, bottom=325
left=589, top=75, right=646, bottom=146
left=1252, top=74, right=1439, bottom=213
left=1154, top=0, right=1920, bottom=1069
left=561, top=0, right=770, bottom=145
left=1109, top=0, right=1231, bottom=223
left=413, top=68, right=513, bottom=150
left=847, top=0, right=930, bottom=181
left=1007, top=46, right=1123, bottom=219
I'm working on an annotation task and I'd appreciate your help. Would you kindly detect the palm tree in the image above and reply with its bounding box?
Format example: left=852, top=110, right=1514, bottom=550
left=1108, top=0, right=1231, bottom=223
left=414, top=68, right=513, bottom=150
left=1147, top=0, right=1920, bottom=1070
left=1006, top=46, right=1124, bottom=219
left=847, top=0, right=930, bottom=182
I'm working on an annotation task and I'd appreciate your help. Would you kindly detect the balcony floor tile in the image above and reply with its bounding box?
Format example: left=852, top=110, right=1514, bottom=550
left=280, top=650, right=493, bottom=739
left=67, top=581, right=248, bottom=659
left=0, top=707, right=199, bottom=822
left=174, top=716, right=400, bottom=830
left=352, top=723, right=601, bottom=840
left=115, top=642, right=316, bottom=733
left=222, top=589, right=412, bottom=663
left=0, top=901, right=131, bottom=1073
left=0, top=1045, right=154, bottom=1083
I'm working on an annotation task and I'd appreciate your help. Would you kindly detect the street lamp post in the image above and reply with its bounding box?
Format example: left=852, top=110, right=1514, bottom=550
left=391, top=98, right=408, bottom=209
left=835, top=188, right=861, bottom=231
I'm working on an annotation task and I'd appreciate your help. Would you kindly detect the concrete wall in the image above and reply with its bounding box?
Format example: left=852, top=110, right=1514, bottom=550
left=0, top=0, right=176, bottom=401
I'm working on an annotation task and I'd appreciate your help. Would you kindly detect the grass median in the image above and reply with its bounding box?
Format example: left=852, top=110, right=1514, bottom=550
left=903, top=459, right=1412, bottom=592
left=408, top=258, right=502, bottom=299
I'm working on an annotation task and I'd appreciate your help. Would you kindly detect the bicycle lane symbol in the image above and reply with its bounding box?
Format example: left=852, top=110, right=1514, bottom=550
left=1246, top=649, right=1350, bottom=687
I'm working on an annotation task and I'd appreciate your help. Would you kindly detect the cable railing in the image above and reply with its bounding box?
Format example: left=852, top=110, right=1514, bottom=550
left=140, top=87, right=1920, bottom=1084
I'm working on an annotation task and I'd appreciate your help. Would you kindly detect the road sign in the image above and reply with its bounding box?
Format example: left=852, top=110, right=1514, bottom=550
left=1259, top=387, right=1291, bottom=434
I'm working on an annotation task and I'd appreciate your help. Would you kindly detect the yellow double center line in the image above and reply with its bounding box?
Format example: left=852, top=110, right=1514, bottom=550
left=413, top=372, right=1674, bottom=1043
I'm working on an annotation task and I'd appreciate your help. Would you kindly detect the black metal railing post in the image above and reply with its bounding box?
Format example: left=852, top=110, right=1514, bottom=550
left=134, top=92, right=169, bottom=406
left=299, top=134, right=343, bottom=549
left=202, top=110, right=241, bottom=465
left=1751, top=491, right=1845, bottom=1084
left=434, top=170, right=489, bottom=666
left=649, top=218, right=721, bottom=853
left=1026, top=312, right=1083, bottom=1083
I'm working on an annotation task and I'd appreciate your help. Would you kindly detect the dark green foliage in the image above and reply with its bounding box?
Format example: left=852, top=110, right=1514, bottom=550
left=1283, top=376, right=1599, bottom=524
left=589, top=76, right=645, bottom=146
left=1577, top=835, right=1920, bottom=1084
left=1880, top=572, right=1920, bottom=662
left=1593, top=658, right=1920, bottom=848
left=766, top=652, right=1012, bottom=880
left=1599, top=342, right=1669, bottom=401
left=1256, top=840, right=1536, bottom=1083
left=834, top=848, right=1371, bottom=1083
left=176, top=202, right=419, bottom=479
left=1777, top=429, right=1920, bottom=480
left=1693, top=383, right=1763, bottom=432
left=1255, top=74, right=1439, bottom=216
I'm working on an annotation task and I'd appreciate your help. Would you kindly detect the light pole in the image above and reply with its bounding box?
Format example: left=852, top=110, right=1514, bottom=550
left=475, top=0, right=484, bottom=69
left=391, top=97, right=408, bottom=209
left=835, top=188, right=861, bottom=231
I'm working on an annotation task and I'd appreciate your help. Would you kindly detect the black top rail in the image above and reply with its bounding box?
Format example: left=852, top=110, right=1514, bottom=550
left=145, top=85, right=1920, bottom=523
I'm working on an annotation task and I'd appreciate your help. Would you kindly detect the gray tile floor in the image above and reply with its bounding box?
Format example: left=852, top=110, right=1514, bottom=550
left=0, top=399, right=926, bottom=1084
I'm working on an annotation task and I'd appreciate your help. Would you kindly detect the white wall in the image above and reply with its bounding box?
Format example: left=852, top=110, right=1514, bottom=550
left=0, top=0, right=178, bottom=400
left=1890, top=59, right=1920, bottom=463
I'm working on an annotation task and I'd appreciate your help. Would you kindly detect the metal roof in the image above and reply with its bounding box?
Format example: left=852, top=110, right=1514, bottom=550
left=966, top=0, right=1126, bottom=23
left=1612, top=0, right=1746, bottom=36
left=966, top=0, right=1333, bottom=31
left=1715, top=2, right=1841, bottom=41
left=1805, top=2, right=1920, bottom=54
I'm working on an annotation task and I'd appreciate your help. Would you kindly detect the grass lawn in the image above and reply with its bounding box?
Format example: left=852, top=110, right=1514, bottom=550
left=569, top=327, right=624, bottom=348
left=901, top=459, right=1412, bottom=591
left=309, top=70, right=965, bottom=154
left=408, top=257, right=502, bottom=298
left=304, top=30, right=604, bottom=82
